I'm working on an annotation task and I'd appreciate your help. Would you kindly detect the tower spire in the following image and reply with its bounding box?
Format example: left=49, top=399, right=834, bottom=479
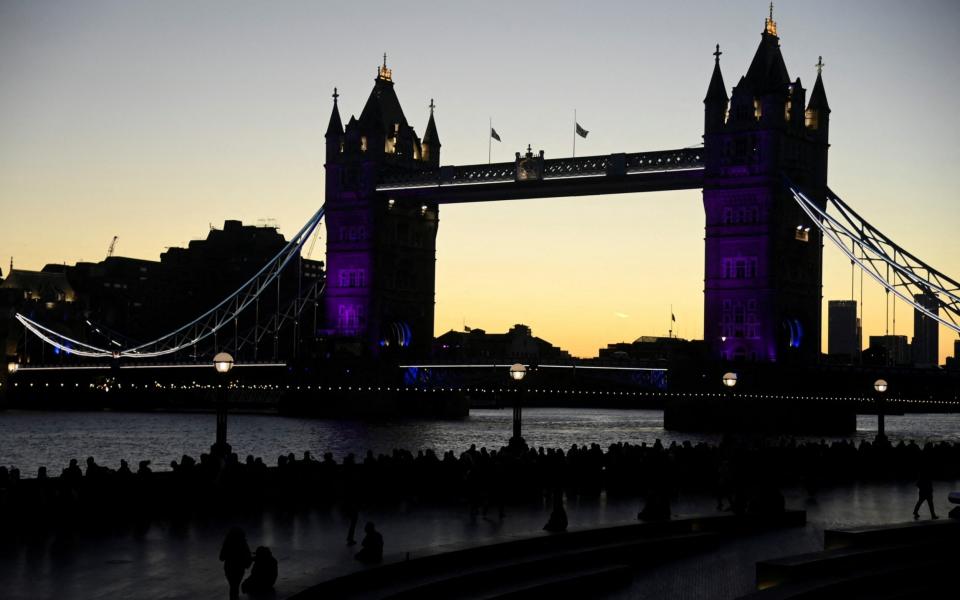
left=704, top=43, right=728, bottom=104
left=816, top=56, right=824, bottom=74
left=378, top=53, right=392, bottom=81
left=325, top=86, right=343, bottom=137
left=764, top=2, right=778, bottom=36
left=423, top=96, right=441, bottom=161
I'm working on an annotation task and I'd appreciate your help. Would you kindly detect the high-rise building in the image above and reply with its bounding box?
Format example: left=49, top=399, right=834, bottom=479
left=827, top=300, right=860, bottom=362
left=912, top=293, right=939, bottom=367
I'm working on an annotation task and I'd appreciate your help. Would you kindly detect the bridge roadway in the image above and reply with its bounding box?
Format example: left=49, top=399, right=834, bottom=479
left=376, top=147, right=704, bottom=203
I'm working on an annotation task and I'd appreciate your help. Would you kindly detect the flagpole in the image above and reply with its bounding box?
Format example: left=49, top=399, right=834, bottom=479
left=488, top=117, right=492, bottom=165
left=669, top=304, right=673, bottom=339
left=572, top=109, right=576, bottom=158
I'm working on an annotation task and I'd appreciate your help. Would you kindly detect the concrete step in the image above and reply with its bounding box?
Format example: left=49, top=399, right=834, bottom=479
left=382, top=531, right=717, bottom=600
left=289, top=510, right=805, bottom=600
left=475, top=564, right=633, bottom=600
left=823, top=517, right=960, bottom=550
left=756, top=539, right=950, bottom=589
left=740, top=559, right=952, bottom=599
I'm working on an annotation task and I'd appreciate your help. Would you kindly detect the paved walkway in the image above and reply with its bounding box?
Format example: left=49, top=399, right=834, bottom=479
left=1, top=480, right=956, bottom=600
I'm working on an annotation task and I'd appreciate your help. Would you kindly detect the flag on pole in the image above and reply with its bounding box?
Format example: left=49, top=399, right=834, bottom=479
left=490, top=128, right=501, bottom=142
left=671, top=313, right=676, bottom=322
left=575, top=123, right=589, bottom=138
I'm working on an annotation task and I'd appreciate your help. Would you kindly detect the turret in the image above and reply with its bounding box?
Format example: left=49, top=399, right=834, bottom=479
left=788, top=77, right=806, bottom=128
left=704, top=44, right=729, bottom=134
left=325, top=88, right=343, bottom=163
left=805, top=57, right=830, bottom=140
left=421, top=99, right=441, bottom=166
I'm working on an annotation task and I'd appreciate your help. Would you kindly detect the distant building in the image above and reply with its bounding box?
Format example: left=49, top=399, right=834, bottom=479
left=912, top=293, right=939, bottom=368
left=1, top=220, right=324, bottom=365
left=598, top=336, right=705, bottom=366
left=0, top=269, right=76, bottom=304
left=434, top=324, right=572, bottom=363
left=827, top=300, right=860, bottom=363
left=866, top=335, right=910, bottom=367
left=0, top=268, right=80, bottom=363
left=946, top=340, right=960, bottom=370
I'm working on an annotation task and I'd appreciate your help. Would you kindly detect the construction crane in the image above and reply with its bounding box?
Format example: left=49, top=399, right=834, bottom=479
left=106, top=236, right=119, bottom=259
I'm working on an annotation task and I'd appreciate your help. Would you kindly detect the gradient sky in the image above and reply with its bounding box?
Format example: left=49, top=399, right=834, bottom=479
left=1, top=0, right=958, bottom=361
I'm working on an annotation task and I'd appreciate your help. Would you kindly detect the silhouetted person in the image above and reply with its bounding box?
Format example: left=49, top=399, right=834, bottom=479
left=354, top=522, right=383, bottom=564
left=241, top=546, right=278, bottom=594
left=913, top=472, right=938, bottom=519
left=543, top=488, right=568, bottom=532
left=715, top=458, right=734, bottom=511
left=343, top=464, right=360, bottom=546
left=220, top=527, right=252, bottom=599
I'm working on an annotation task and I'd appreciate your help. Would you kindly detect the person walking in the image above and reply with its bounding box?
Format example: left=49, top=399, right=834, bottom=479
left=913, top=471, right=939, bottom=520
left=219, top=527, right=252, bottom=599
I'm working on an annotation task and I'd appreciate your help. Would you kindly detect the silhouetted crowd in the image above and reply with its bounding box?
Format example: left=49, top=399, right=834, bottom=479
left=1, top=437, right=959, bottom=534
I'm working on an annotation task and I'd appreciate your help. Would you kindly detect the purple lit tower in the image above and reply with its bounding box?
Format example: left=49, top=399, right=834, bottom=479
left=703, top=11, right=830, bottom=364
left=323, top=58, right=440, bottom=358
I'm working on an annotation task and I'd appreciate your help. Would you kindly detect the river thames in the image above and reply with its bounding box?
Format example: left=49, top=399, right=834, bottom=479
left=2, top=408, right=960, bottom=475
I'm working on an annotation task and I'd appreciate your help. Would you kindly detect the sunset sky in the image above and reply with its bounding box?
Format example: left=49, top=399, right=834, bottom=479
left=1, top=0, right=958, bottom=361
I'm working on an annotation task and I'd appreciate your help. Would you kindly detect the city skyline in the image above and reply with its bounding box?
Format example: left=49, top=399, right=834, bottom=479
left=2, top=1, right=958, bottom=361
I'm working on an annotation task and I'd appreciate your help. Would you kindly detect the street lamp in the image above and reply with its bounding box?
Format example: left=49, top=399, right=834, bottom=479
left=722, top=372, right=737, bottom=389
left=508, top=363, right=526, bottom=449
left=874, top=378, right=888, bottom=442
left=212, top=352, right=234, bottom=456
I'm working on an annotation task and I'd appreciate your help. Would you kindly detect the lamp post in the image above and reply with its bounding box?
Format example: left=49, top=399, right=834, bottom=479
left=874, top=378, right=888, bottom=442
left=722, top=372, right=737, bottom=390
left=508, top=363, right=526, bottom=449
left=212, top=352, right=234, bottom=456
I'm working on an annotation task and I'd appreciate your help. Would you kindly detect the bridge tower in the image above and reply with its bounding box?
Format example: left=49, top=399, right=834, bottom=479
left=702, top=10, right=830, bottom=364
left=323, top=59, right=439, bottom=358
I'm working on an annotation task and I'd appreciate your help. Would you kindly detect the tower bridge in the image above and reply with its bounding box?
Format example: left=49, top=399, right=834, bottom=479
left=9, top=10, right=960, bottom=382
left=323, top=10, right=829, bottom=364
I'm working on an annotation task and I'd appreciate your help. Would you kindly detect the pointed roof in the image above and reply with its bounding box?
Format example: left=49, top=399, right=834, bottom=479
left=808, top=70, right=830, bottom=112
left=325, top=88, right=343, bottom=137
left=358, top=59, right=408, bottom=132
left=423, top=99, right=440, bottom=146
left=704, top=44, right=728, bottom=103
left=744, top=26, right=790, bottom=95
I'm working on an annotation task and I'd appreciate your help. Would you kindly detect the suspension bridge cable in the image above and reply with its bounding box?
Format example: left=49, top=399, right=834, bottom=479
left=16, top=205, right=325, bottom=359
left=786, top=179, right=960, bottom=335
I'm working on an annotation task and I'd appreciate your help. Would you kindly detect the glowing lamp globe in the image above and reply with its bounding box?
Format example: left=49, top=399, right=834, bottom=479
left=213, top=352, right=234, bottom=374
left=7, top=362, right=18, bottom=375
left=509, top=363, right=527, bottom=381
left=874, top=379, right=888, bottom=394
left=722, top=372, right=738, bottom=388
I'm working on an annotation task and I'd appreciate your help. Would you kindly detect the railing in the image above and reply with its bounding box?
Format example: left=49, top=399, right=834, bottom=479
left=377, top=147, right=704, bottom=190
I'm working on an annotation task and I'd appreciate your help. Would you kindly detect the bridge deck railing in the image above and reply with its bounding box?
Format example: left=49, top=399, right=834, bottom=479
left=377, top=148, right=704, bottom=191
